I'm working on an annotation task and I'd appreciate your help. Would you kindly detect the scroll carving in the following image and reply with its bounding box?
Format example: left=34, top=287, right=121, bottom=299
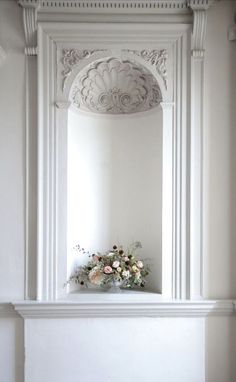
left=125, top=49, right=168, bottom=90
left=61, top=49, right=107, bottom=90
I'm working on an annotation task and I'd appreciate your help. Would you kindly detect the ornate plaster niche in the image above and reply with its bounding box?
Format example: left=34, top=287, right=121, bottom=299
left=70, top=57, right=162, bottom=115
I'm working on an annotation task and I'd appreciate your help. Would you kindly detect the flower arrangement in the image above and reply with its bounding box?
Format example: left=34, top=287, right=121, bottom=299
left=67, top=241, right=150, bottom=289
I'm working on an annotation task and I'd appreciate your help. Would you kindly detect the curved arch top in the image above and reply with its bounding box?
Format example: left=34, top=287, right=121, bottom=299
left=59, top=48, right=169, bottom=104
left=69, top=56, right=163, bottom=115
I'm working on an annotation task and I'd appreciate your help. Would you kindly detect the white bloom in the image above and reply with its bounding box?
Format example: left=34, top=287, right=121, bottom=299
left=124, top=256, right=129, bottom=262
left=122, top=270, right=130, bottom=278
left=117, top=267, right=122, bottom=272
left=132, top=265, right=138, bottom=272
left=137, top=261, right=143, bottom=269
left=112, top=261, right=120, bottom=268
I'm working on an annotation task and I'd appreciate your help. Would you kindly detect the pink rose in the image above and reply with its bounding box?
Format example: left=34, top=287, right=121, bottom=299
left=103, top=266, right=113, bottom=274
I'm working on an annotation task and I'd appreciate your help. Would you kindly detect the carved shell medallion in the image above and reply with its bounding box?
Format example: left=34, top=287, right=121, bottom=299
left=70, top=58, right=162, bottom=115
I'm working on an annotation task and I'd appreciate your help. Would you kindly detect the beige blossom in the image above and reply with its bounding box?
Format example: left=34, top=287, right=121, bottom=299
left=89, top=267, right=104, bottom=285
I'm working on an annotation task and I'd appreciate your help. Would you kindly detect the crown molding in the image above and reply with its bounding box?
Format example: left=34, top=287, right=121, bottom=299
left=187, top=0, right=215, bottom=11
left=19, top=0, right=190, bottom=14
left=13, top=299, right=236, bottom=318
left=17, top=0, right=216, bottom=56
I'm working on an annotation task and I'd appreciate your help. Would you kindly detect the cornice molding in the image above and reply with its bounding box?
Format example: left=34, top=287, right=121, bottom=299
left=13, top=299, right=236, bottom=319
left=187, top=0, right=215, bottom=11
left=18, top=0, right=216, bottom=57
left=19, top=0, right=190, bottom=13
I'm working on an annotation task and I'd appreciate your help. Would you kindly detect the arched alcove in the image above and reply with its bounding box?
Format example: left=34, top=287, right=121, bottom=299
left=67, top=57, right=163, bottom=293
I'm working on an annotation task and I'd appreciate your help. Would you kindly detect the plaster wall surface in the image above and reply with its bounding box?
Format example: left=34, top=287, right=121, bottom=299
left=67, top=108, right=162, bottom=292
left=204, top=0, right=236, bottom=299
left=0, top=1, right=236, bottom=382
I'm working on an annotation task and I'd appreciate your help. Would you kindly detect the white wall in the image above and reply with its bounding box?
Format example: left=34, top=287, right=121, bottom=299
left=67, top=108, right=162, bottom=292
left=25, top=317, right=204, bottom=382
left=204, top=0, right=236, bottom=299
left=0, top=0, right=25, bottom=301
left=0, top=0, right=25, bottom=379
left=0, top=1, right=236, bottom=382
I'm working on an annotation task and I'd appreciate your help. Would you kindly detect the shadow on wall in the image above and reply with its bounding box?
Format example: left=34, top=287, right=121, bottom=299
left=205, top=317, right=236, bottom=382
left=205, top=2, right=236, bottom=382
left=0, top=305, right=24, bottom=382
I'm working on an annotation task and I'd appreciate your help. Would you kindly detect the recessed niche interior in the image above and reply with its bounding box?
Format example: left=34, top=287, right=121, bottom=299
left=66, top=57, right=163, bottom=294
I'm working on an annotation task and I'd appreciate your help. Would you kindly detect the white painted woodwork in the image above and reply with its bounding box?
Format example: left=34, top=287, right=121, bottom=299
left=16, top=0, right=214, bottom=303
left=1, top=1, right=236, bottom=382
left=13, top=299, right=236, bottom=318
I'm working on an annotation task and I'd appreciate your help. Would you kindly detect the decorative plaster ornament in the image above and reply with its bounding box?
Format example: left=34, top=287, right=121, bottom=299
left=125, top=49, right=168, bottom=89
left=61, top=49, right=107, bottom=89
left=70, top=58, right=162, bottom=114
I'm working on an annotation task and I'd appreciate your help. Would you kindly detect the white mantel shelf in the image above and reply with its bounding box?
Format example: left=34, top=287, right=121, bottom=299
left=11, top=297, right=236, bottom=318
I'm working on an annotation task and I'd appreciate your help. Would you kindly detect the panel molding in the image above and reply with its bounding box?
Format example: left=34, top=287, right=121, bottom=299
left=18, top=1, right=215, bottom=301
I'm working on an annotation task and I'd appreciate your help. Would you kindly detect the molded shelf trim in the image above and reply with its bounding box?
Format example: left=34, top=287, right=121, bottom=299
left=10, top=299, right=236, bottom=318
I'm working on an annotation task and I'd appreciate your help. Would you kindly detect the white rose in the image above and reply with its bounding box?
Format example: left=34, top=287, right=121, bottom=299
left=112, top=261, right=120, bottom=268
left=117, top=267, right=122, bottom=272
left=122, top=270, right=130, bottom=278
left=137, top=261, right=143, bottom=269
left=124, top=256, right=129, bottom=262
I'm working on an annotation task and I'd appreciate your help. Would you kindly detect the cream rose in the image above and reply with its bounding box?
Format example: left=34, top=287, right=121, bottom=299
left=89, top=267, right=104, bottom=285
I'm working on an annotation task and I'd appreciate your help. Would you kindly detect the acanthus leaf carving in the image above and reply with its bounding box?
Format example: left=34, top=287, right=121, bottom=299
left=124, top=49, right=168, bottom=90
left=61, top=49, right=108, bottom=90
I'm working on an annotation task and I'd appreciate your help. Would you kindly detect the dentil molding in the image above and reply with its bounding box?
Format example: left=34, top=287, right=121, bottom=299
left=18, top=0, right=216, bottom=56
left=70, top=57, right=162, bottom=114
